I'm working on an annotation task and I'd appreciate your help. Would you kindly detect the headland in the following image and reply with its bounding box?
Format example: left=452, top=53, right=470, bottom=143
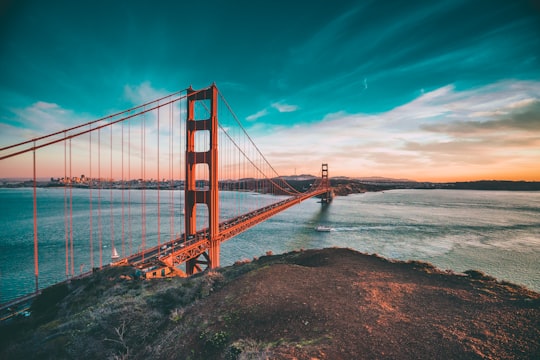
left=1, top=247, right=538, bottom=359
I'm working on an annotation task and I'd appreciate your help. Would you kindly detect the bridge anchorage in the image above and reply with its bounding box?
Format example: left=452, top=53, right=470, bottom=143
left=122, top=84, right=332, bottom=278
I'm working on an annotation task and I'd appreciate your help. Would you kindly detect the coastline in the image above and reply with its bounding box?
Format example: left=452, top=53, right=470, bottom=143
left=1, top=247, right=538, bottom=359
left=2, top=178, right=540, bottom=192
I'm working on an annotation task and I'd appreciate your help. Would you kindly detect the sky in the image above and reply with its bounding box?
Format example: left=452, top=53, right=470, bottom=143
left=1, top=0, right=540, bottom=182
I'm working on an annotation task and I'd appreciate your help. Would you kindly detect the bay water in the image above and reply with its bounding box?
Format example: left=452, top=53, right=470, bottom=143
left=1, top=188, right=539, bottom=303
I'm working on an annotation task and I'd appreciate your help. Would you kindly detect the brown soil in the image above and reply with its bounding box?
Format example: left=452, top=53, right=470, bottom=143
left=2, top=248, right=539, bottom=359
left=176, top=248, right=540, bottom=359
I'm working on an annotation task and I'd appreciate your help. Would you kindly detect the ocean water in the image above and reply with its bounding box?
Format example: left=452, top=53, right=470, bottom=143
left=221, top=189, right=540, bottom=292
left=1, top=188, right=539, bottom=302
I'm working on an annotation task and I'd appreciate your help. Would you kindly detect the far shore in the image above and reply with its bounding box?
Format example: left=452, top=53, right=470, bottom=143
left=2, top=178, right=540, bottom=192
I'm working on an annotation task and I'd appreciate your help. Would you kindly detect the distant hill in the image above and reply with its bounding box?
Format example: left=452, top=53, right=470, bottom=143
left=444, top=180, right=540, bottom=191
left=330, top=178, right=540, bottom=192
left=354, top=176, right=417, bottom=183
left=2, top=176, right=539, bottom=192
left=280, top=174, right=317, bottom=181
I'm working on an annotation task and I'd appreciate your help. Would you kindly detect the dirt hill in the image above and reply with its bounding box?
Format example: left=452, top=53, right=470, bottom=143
left=1, top=248, right=539, bottom=359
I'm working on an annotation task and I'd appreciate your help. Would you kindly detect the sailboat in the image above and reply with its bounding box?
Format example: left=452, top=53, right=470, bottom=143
left=111, top=247, right=120, bottom=260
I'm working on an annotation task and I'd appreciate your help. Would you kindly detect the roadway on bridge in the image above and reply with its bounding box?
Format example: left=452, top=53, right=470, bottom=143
left=124, top=187, right=330, bottom=271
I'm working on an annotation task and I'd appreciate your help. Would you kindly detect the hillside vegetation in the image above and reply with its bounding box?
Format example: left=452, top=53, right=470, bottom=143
left=1, top=248, right=539, bottom=359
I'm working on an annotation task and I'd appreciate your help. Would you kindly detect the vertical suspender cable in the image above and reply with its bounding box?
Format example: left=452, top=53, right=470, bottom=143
left=121, top=121, right=125, bottom=258
left=64, top=133, right=68, bottom=278
left=203, top=102, right=207, bottom=230
left=169, top=102, right=174, bottom=240
left=141, top=109, right=146, bottom=257
left=128, top=116, right=132, bottom=255
left=98, top=128, right=102, bottom=268
left=89, top=126, right=94, bottom=269
left=236, top=122, right=238, bottom=198
left=243, top=131, right=246, bottom=209
left=180, top=95, right=184, bottom=238
left=32, top=142, right=39, bottom=294
left=157, top=104, right=161, bottom=253
left=69, top=138, right=74, bottom=276
left=140, top=111, right=143, bottom=254
left=110, top=124, right=114, bottom=261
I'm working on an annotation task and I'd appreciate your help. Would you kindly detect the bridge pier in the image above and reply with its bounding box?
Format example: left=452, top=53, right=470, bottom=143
left=320, top=190, right=334, bottom=204
left=185, top=84, right=220, bottom=275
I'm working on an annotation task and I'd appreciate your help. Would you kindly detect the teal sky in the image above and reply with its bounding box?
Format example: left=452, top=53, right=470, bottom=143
left=1, top=0, right=540, bottom=181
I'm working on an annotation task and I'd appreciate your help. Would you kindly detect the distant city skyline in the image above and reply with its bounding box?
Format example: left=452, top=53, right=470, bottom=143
left=1, top=0, right=539, bottom=181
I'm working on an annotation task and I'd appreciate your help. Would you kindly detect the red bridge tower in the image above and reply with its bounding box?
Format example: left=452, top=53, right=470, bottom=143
left=185, top=84, right=220, bottom=274
left=320, top=163, right=333, bottom=204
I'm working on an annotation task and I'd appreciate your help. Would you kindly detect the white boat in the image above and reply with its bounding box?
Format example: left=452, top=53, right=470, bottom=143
left=315, top=225, right=333, bottom=232
left=111, top=247, right=120, bottom=260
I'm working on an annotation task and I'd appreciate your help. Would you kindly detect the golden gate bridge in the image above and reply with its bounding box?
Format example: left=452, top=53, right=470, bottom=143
left=0, top=84, right=332, bottom=307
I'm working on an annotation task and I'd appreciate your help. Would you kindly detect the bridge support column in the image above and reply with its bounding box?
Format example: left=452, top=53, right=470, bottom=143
left=185, top=84, right=220, bottom=275
left=320, top=163, right=333, bottom=204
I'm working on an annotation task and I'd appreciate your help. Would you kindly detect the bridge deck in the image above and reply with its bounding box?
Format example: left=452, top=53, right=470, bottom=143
left=122, top=188, right=330, bottom=271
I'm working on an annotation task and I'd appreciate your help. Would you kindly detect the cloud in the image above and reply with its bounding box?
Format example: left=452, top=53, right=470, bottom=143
left=421, top=100, right=540, bottom=135
left=1, top=82, right=189, bottom=179
left=1, top=101, right=94, bottom=177
left=1, top=82, right=170, bottom=148
left=123, top=81, right=169, bottom=105
left=271, top=102, right=299, bottom=113
left=8, top=101, right=86, bottom=139
left=246, top=101, right=299, bottom=121
left=246, top=108, right=269, bottom=121
left=251, top=80, right=540, bottom=180
left=4, top=82, right=185, bottom=148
